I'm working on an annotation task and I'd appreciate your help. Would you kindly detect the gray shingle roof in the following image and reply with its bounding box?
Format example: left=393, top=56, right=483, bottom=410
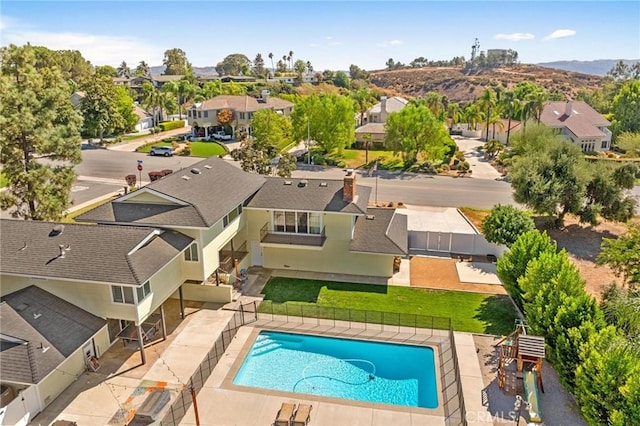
left=0, top=220, right=192, bottom=285
left=76, top=157, right=265, bottom=228
left=246, top=177, right=370, bottom=214
left=1, top=286, right=107, bottom=384
left=350, top=208, right=408, bottom=255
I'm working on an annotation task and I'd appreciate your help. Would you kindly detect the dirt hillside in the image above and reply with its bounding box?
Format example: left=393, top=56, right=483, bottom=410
left=370, top=64, right=605, bottom=103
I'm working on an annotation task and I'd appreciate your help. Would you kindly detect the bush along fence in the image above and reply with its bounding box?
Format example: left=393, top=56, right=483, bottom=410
left=496, top=229, right=640, bottom=425
left=158, top=120, right=186, bottom=132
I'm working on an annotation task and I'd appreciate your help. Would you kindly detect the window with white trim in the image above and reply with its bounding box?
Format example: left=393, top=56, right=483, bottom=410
left=184, top=243, right=199, bottom=261
left=111, top=282, right=151, bottom=304
left=272, top=211, right=322, bottom=234
left=136, top=282, right=151, bottom=302
left=111, top=286, right=135, bottom=304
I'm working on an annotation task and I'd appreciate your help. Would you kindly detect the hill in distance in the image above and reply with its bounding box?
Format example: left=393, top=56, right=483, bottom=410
left=369, top=64, right=606, bottom=103
left=537, top=59, right=639, bottom=76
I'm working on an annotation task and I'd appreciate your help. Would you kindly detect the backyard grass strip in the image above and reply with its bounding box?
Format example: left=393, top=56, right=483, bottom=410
left=260, top=277, right=516, bottom=335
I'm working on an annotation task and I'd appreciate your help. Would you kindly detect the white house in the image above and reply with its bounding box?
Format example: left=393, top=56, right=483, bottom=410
left=540, top=101, right=612, bottom=152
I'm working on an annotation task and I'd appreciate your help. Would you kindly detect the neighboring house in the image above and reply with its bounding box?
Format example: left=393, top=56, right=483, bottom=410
left=366, top=96, right=409, bottom=124
left=540, top=101, right=612, bottom=152
left=245, top=171, right=407, bottom=277
left=355, top=123, right=386, bottom=148
left=217, top=75, right=257, bottom=83
left=0, top=286, right=108, bottom=424
left=186, top=92, right=294, bottom=138
left=112, top=77, right=130, bottom=86
left=134, top=105, right=154, bottom=132
left=69, top=91, right=85, bottom=110
left=354, top=96, right=409, bottom=145
left=266, top=73, right=319, bottom=85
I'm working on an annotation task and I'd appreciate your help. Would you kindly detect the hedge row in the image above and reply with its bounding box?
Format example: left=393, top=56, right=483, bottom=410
left=497, top=230, right=640, bottom=425
left=158, top=120, right=185, bottom=132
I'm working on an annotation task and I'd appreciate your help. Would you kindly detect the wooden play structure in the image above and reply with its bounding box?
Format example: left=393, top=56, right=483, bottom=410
left=496, top=319, right=545, bottom=423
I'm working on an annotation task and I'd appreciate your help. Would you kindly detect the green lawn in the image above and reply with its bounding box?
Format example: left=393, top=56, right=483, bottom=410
left=189, top=142, right=227, bottom=157
left=0, top=172, right=7, bottom=188
left=259, top=278, right=517, bottom=335
left=136, top=141, right=173, bottom=153
left=342, top=149, right=399, bottom=169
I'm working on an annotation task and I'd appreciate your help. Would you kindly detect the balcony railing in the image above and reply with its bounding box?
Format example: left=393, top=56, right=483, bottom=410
left=219, top=241, right=249, bottom=273
left=259, top=222, right=326, bottom=247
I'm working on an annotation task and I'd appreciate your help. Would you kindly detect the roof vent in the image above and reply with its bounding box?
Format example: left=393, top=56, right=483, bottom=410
left=204, top=165, right=212, bottom=169
left=319, top=182, right=328, bottom=187
left=181, top=175, right=191, bottom=180
left=366, top=215, right=375, bottom=220
left=49, top=225, right=64, bottom=237
left=191, top=168, right=201, bottom=175
left=298, top=179, right=308, bottom=187
left=284, top=181, right=293, bottom=186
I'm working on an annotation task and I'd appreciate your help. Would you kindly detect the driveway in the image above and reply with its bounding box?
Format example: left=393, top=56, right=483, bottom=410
left=107, top=126, right=192, bottom=152
left=453, top=137, right=503, bottom=180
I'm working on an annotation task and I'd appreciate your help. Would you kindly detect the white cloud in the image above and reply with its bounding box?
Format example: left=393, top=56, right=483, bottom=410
left=544, top=29, right=576, bottom=41
left=377, top=39, right=403, bottom=47
left=493, top=32, right=535, bottom=41
left=0, top=15, right=163, bottom=66
left=329, top=41, right=343, bottom=46
left=325, top=36, right=333, bottom=40
left=310, top=43, right=321, bottom=48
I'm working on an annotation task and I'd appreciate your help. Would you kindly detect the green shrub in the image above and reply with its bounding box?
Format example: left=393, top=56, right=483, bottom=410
left=158, top=120, right=185, bottom=132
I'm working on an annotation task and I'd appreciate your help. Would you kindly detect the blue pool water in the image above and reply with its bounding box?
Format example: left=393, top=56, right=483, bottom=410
left=233, top=331, right=439, bottom=408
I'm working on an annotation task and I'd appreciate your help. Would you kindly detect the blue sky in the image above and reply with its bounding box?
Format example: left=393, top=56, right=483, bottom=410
left=1, top=1, right=638, bottom=70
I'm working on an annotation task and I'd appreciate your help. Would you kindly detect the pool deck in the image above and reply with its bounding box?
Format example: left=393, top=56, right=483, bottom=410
left=179, top=324, right=452, bottom=426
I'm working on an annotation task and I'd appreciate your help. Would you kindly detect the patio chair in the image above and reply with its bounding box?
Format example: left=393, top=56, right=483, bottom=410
left=292, top=404, right=312, bottom=426
left=274, top=402, right=295, bottom=426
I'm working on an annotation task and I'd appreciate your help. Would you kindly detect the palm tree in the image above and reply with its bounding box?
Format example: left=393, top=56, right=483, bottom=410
left=447, top=103, right=461, bottom=131
left=478, top=88, right=497, bottom=141
left=424, top=92, right=444, bottom=116
left=527, top=90, right=548, bottom=123
left=117, top=61, right=130, bottom=78
left=136, top=61, right=150, bottom=78
left=142, top=82, right=160, bottom=126
left=488, top=109, right=505, bottom=140
left=352, top=88, right=376, bottom=127
left=463, top=103, right=484, bottom=131
left=282, top=55, right=288, bottom=71
left=502, top=90, right=520, bottom=146
left=306, top=61, right=313, bottom=74
left=268, top=52, right=274, bottom=75
left=289, top=50, right=294, bottom=70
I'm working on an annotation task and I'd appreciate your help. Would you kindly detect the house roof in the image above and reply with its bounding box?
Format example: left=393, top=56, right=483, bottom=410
left=0, top=220, right=192, bottom=285
left=350, top=208, right=408, bottom=255
left=134, top=105, right=151, bottom=121
left=369, top=97, right=409, bottom=114
left=355, top=123, right=386, bottom=135
left=193, top=95, right=294, bottom=113
left=540, top=101, right=610, bottom=138
left=112, top=77, right=130, bottom=83
left=76, top=157, right=265, bottom=228
left=151, top=74, right=185, bottom=82
left=246, top=177, right=370, bottom=215
left=0, top=286, right=106, bottom=384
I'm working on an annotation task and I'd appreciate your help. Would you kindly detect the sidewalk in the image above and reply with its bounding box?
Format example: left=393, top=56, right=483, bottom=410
left=107, top=126, right=192, bottom=152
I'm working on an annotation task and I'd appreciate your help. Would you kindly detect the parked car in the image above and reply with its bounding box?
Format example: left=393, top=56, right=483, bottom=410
left=149, top=146, right=174, bottom=157
left=213, top=131, right=232, bottom=141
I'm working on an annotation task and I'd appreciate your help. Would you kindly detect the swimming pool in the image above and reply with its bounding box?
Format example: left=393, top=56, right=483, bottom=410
left=232, top=331, right=439, bottom=408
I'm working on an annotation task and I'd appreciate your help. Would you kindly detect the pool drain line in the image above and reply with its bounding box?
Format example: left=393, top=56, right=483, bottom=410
left=299, top=358, right=377, bottom=390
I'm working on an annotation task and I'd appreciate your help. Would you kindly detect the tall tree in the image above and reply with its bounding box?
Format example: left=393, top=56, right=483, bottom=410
left=597, top=224, right=640, bottom=289
left=447, top=102, right=461, bottom=131
left=384, top=103, right=451, bottom=163
left=216, top=53, right=251, bottom=76
left=481, top=205, right=535, bottom=247
left=291, top=94, right=355, bottom=155
left=288, top=50, right=294, bottom=70
left=142, top=82, right=161, bottom=126
left=294, top=59, right=307, bottom=83
left=268, top=52, right=274, bottom=74
left=0, top=44, right=83, bottom=220
left=351, top=88, right=377, bottom=127
left=502, top=90, right=520, bottom=145
left=250, top=109, right=293, bottom=154
left=81, top=75, right=125, bottom=143
left=135, top=61, right=151, bottom=78
left=162, top=48, right=192, bottom=76
left=478, top=88, right=496, bottom=141
left=115, top=86, right=138, bottom=134
left=32, top=46, right=93, bottom=85
left=253, top=53, right=266, bottom=77
left=611, top=80, right=640, bottom=136
left=117, top=61, right=131, bottom=78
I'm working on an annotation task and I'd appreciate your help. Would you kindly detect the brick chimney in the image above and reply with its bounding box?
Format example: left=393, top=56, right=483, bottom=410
left=565, top=101, right=573, bottom=117
left=343, top=170, right=356, bottom=202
